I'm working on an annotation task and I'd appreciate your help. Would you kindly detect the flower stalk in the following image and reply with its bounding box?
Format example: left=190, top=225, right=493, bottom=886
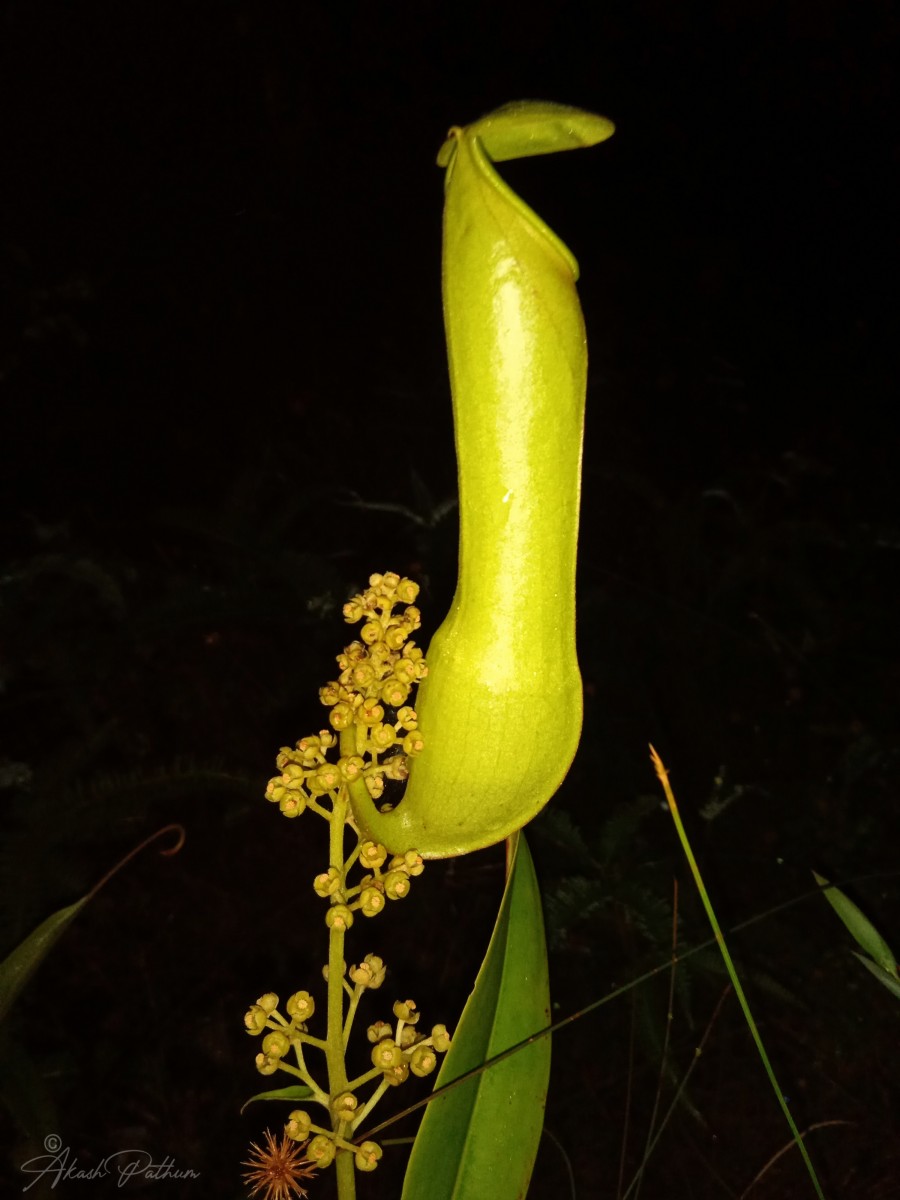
left=243, top=573, right=451, bottom=1199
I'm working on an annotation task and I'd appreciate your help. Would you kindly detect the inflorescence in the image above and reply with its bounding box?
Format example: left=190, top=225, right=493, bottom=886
left=244, top=572, right=450, bottom=1183
left=265, top=570, right=428, bottom=820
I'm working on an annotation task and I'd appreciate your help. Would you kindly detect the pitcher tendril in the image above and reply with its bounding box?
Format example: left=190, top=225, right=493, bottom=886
left=244, top=572, right=450, bottom=1193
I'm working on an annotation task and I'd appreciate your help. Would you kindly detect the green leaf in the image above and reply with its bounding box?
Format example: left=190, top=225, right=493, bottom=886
left=852, top=952, right=900, bottom=1002
left=0, top=825, right=184, bottom=1027
left=402, top=832, right=551, bottom=1199
left=240, top=1085, right=315, bottom=1114
left=0, top=899, right=89, bottom=1026
left=813, top=872, right=898, bottom=976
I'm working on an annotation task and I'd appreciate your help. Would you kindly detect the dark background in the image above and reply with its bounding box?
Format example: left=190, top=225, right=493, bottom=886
left=1, top=2, right=898, bottom=1197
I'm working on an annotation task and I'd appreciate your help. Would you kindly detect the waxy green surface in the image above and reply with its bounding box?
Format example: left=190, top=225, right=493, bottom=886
left=351, top=103, right=614, bottom=857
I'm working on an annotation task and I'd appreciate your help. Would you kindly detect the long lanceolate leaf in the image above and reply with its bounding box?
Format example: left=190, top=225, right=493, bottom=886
left=816, top=873, right=897, bottom=984
left=0, top=900, right=90, bottom=1027
left=402, top=832, right=551, bottom=1199
left=0, top=825, right=184, bottom=1026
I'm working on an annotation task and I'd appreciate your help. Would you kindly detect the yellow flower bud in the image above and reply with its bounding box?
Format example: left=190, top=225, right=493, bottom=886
left=355, top=1141, right=382, bottom=1172
left=328, top=702, right=354, bottom=731
left=369, top=723, right=396, bottom=752
left=285, top=991, right=315, bottom=1022
left=306, top=1135, right=336, bottom=1168
left=358, top=885, right=385, bottom=917
left=265, top=778, right=287, bottom=804
left=380, top=678, right=410, bottom=707
left=314, top=763, right=341, bottom=792
left=313, top=867, right=342, bottom=898
left=394, top=658, right=418, bottom=684
left=371, top=1038, right=403, bottom=1071
left=338, top=754, right=366, bottom=783
left=394, top=849, right=424, bottom=876
left=397, top=578, right=419, bottom=604
left=285, top=1109, right=312, bottom=1142
left=349, top=954, right=386, bottom=989
left=279, top=793, right=305, bottom=818
left=365, top=774, right=385, bottom=800
left=255, top=1051, right=279, bottom=1076
left=340, top=641, right=366, bottom=666
left=383, top=1062, right=409, bottom=1087
left=305, top=770, right=330, bottom=796
left=359, top=698, right=384, bottom=726
left=382, top=755, right=409, bottom=782
left=360, top=620, right=382, bottom=646
left=368, top=642, right=392, bottom=671
left=359, top=841, right=388, bottom=870
left=401, top=731, right=425, bottom=757
left=430, top=1023, right=452, bottom=1053
left=384, top=625, right=408, bottom=651
left=383, top=870, right=411, bottom=900
left=393, top=998, right=419, bottom=1024
left=365, top=955, right=387, bottom=986
left=410, top=1045, right=438, bottom=1077
left=325, top=904, right=354, bottom=931
left=243, top=1004, right=269, bottom=1035
left=330, top=1091, right=358, bottom=1122
left=297, top=735, right=324, bottom=762
left=262, top=1030, right=291, bottom=1059
left=343, top=598, right=366, bottom=622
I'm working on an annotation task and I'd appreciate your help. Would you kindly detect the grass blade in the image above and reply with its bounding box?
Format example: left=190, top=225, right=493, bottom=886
left=650, top=746, right=825, bottom=1200
left=812, top=871, right=898, bottom=976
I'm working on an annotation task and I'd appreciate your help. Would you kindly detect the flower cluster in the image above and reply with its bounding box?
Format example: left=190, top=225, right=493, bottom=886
left=365, top=1000, right=451, bottom=1088
left=244, top=987, right=320, bottom=1073
left=315, top=841, right=425, bottom=926
left=245, top=572, right=450, bottom=1185
left=265, top=572, right=427, bottom=818
left=245, top=963, right=451, bottom=1175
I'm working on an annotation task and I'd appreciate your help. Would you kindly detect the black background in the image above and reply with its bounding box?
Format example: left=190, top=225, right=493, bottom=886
left=1, top=3, right=898, bottom=1198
